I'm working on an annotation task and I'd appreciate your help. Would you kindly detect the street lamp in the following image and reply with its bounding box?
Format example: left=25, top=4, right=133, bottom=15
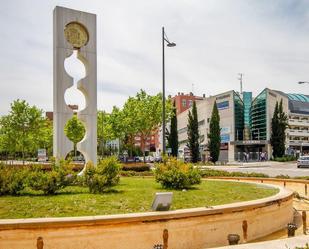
left=162, top=26, right=176, bottom=155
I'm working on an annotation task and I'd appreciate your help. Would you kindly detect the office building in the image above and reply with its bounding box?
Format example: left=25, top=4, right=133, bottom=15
left=177, top=88, right=309, bottom=162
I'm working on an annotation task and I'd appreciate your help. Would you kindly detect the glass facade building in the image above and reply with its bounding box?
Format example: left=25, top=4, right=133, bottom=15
left=250, top=89, right=267, bottom=140
left=243, top=92, right=252, bottom=140
left=234, top=92, right=244, bottom=141
left=243, top=92, right=252, bottom=126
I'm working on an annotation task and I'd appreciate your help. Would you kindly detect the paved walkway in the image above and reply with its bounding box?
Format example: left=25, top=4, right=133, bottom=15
left=210, top=235, right=309, bottom=249
left=207, top=178, right=309, bottom=248
left=203, top=161, right=309, bottom=177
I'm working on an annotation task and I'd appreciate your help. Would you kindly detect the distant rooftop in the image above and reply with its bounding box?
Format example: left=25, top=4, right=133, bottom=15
left=287, top=93, right=309, bottom=103
left=273, top=90, right=309, bottom=115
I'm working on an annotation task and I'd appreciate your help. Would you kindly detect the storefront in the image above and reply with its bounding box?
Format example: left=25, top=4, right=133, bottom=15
left=232, top=140, right=269, bottom=161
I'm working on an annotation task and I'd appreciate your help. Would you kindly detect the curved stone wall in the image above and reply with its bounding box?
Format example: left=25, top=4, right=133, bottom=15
left=0, top=182, right=294, bottom=249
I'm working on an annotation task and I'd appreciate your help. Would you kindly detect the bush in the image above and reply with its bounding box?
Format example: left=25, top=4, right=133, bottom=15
left=275, top=174, right=290, bottom=179
left=272, top=155, right=297, bottom=162
left=122, top=163, right=150, bottom=172
left=200, top=169, right=269, bottom=178
left=0, top=165, right=28, bottom=195
left=84, top=156, right=121, bottom=193
left=154, top=158, right=201, bottom=189
left=26, top=160, right=76, bottom=195
left=1, top=167, right=28, bottom=195
left=120, top=170, right=154, bottom=177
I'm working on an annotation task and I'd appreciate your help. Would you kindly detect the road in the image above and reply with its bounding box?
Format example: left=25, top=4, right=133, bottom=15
left=204, top=161, right=309, bottom=177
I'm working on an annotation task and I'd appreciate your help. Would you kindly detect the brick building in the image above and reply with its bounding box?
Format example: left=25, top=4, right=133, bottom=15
left=171, top=92, right=205, bottom=115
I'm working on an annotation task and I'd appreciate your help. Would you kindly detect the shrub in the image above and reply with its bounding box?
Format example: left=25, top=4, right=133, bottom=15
left=122, top=163, right=150, bottom=172
left=0, top=165, right=28, bottom=195
left=84, top=157, right=121, bottom=193
left=120, top=170, right=154, bottom=177
left=200, top=169, right=269, bottom=178
left=154, top=158, right=201, bottom=189
left=26, top=160, right=76, bottom=195
left=275, top=174, right=290, bottom=179
left=272, top=155, right=297, bottom=162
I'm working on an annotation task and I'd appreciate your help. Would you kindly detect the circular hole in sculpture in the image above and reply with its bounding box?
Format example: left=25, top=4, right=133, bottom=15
left=64, top=87, right=86, bottom=111
left=64, top=115, right=86, bottom=156
left=65, top=150, right=85, bottom=166
left=64, top=50, right=87, bottom=111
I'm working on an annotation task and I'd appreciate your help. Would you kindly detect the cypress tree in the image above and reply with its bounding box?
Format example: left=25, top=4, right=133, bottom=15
left=167, top=101, right=178, bottom=157
left=270, top=101, right=280, bottom=157
left=271, top=100, right=288, bottom=158
left=187, top=101, right=200, bottom=163
left=208, top=102, right=221, bottom=163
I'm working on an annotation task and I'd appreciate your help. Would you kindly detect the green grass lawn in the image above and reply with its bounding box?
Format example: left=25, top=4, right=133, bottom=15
left=0, top=178, right=278, bottom=219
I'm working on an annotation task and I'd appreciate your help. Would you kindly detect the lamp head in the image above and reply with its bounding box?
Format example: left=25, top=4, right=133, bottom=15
left=167, top=42, right=176, bottom=47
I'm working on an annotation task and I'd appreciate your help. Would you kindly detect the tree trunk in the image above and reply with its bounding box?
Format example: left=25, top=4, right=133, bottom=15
left=74, top=144, right=77, bottom=157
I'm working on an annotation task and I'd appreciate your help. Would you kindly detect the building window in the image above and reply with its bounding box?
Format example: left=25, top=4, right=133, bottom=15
left=182, top=99, right=187, bottom=107
left=250, top=89, right=267, bottom=140
left=189, top=100, right=193, bottom=107
left=217, top=100, right=229, bottom=110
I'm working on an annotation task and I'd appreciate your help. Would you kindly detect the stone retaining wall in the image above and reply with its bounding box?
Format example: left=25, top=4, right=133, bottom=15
left=0, top=182, right=294, bottom=249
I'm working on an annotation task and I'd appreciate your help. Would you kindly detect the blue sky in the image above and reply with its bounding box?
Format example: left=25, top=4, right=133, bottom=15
left=1, top=0, right=309, bottom=114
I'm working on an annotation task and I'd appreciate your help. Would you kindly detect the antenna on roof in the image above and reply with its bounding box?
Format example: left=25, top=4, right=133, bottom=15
left=238, top=73, right=243, bottom=95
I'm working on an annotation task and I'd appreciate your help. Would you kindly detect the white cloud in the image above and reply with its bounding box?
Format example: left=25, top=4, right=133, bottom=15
left=1, top=0, right=309, bottom=115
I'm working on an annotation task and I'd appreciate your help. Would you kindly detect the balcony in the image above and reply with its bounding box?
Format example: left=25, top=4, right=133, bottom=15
left=289, top=140, right=309, bottom=146
left=288, top=129, right=309, bottom=137
left=288, top=119, right=309, bottom=127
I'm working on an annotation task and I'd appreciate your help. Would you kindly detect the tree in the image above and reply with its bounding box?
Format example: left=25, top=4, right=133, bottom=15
left=64, top=115, right=85, bottom=156
left=167, top=100, right=178, bottom=157
left=0, top=99, right=50, bottom=161
left=97, top=110, right=116, bottom=156
left=208, top=101, right=221, bottom=163
left=187, top=101, right=199, bottom=163
left=122, top=90, right=172, bottom=160
left=270, top=99, right=288, bottom=158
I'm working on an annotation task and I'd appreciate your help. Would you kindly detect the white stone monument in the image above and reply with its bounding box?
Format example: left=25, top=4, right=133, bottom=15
left=53, top=6, right=97, bottom=166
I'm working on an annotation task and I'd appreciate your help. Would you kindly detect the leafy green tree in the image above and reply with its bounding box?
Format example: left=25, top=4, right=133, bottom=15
left=122, top=96, right=140, bottom=157
left=208, top=102, right=221, bottom=163
left=167, top=101, right=178, bottom=157
left=0, top=116, right=15, bottom=159
left=0, top=99, right=49, bottom=161
left=122, top=90, right=172, bottom=159
left=64, top=115, right=85, bottom=156
left=97, top=111, right=116, bottom=156
left=187, top=101, right=200, bottom=163
left=271, top=99, right=288, bottom=158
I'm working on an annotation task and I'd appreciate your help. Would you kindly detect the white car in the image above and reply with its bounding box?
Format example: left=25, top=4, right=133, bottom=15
left=297, top=156, right=309, bottom=168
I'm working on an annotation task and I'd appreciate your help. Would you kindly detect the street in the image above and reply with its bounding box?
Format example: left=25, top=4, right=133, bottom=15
left=204, top=161, right=309, bottom=177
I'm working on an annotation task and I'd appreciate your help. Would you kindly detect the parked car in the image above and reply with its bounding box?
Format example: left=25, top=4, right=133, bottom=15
left=72, top=155, right=85, bottom=162
left=297, top=156, right=309, bottom=168
left=146, top=156, right=154, bottom=163
left=154, top=156, right=162, bottom=163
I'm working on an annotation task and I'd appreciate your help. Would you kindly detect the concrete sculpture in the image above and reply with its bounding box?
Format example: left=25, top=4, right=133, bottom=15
left=53, top=6, right=97, bottom=166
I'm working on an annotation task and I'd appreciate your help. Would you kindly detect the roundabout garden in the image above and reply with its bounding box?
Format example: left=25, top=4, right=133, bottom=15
left=0, top=157, right=278, bottom=219
left=0, top=157, right=295, bottom=249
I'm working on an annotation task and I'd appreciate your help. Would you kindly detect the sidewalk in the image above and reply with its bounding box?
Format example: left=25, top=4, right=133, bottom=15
left=226, top=161, right=288, bottom=167
left=210, top=235, right=309, bottom=249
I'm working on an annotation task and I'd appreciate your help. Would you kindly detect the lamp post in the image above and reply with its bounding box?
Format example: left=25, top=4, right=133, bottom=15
left=162, top=27, right=176, bottom=155
left=101, top=111, right=104, bottom=158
